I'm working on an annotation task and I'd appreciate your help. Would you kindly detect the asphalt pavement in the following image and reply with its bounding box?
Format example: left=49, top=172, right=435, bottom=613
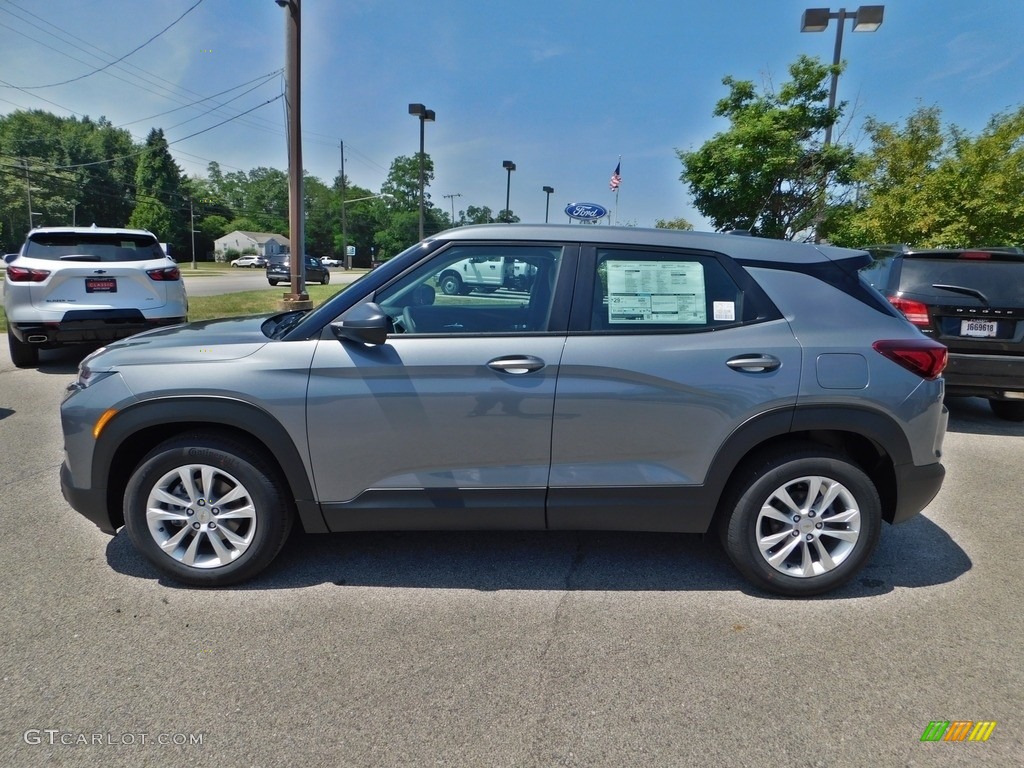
left=0, top=348, right=1021, bottom=767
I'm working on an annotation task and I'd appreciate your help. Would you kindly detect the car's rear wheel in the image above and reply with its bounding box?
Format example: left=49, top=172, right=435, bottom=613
left=988, top=399, right=1024, bottom=422
left=321, top=271, right=330, bottom=285
left=7, top=330, right=39, bottom=368
left=123, top=433, right=294, bottom=586
left=720, top=445, right=881, bottom=597
left=268, top=279, right=279, bottom=286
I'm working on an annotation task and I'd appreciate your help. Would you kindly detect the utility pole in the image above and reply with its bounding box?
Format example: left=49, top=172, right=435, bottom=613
left=340, top=140, right=350, bottom=269
left=276, top=0, right=311, bottom=309
left=443, top=193, right=462, bottom=227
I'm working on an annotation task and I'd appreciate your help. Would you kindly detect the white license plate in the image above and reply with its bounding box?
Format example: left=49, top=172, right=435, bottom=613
left=961, top=319, right=998, bottom=337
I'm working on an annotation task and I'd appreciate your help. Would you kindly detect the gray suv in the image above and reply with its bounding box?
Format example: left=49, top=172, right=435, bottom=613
left=60, top=225, right=948, bottom=596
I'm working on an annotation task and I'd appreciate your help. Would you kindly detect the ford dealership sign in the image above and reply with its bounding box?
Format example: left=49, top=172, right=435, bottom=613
left=565, top=202, right=607, bottom=221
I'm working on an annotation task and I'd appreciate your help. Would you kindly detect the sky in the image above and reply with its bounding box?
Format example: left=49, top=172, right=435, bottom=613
left=1, top=0, right=1020, bottom=230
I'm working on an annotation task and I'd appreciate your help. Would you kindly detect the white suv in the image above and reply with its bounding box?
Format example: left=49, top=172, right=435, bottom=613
left=4, top=226, right=187, bottom=367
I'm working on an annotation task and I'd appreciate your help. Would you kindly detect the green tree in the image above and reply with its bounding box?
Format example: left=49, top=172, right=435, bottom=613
left=129, top=128, right=187, bottom=249
left=678, top=55, right=856, bottom=240
left=829, top=105, right=1024, bottom=248
left=655, top=217, right=694, bottom=230
left=0, top=110, right=137, bottom=250
left=460, top=205, right=495, bottom=225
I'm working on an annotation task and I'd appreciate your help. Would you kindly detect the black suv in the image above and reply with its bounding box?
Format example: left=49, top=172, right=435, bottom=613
left=862, top=245, right=1024, bottom=420
left=266, top=254, right=330, bottom=286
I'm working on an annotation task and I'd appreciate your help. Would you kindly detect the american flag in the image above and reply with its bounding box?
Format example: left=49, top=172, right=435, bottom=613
left=609, top=161, right=621, bottom=191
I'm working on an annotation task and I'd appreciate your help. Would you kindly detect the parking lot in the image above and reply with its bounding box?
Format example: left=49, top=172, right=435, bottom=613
left=0, top=346, right=1021, bottom=767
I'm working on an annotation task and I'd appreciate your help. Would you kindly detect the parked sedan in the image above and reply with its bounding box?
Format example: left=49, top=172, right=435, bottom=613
left=61, top=225, right=947, bottom=596
left=266, top=254, right=330, bottom=285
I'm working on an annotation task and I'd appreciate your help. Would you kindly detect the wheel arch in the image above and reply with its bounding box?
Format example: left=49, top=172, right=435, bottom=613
left=95, top=397, right=326, bottom=534
left=706, top=406, right=912, bottom=528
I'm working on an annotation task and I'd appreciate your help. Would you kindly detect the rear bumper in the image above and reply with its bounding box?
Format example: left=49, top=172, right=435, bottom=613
left=943, top=352, right=1024, bottom=398
left=891, top=460, right=945, bottom=524
left=11, top=314, right=185, bottom=346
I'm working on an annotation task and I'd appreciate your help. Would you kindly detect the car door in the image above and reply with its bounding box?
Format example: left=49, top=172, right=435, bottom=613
left=547, top=244, right=802, bottom=533
left=306, top=242, right=577, bottom=532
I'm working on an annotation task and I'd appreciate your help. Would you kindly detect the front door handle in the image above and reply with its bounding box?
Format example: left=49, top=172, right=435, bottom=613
left=726, top=354, right=781, bottom=373
left=487, top=355, right=545, bottom=375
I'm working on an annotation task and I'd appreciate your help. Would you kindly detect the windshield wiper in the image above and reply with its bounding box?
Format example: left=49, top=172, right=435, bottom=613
left=932, top=283, right=990, bottom=306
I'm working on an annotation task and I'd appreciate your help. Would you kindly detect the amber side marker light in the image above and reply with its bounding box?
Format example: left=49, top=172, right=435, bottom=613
left=92, top=408, right=118, bottom=439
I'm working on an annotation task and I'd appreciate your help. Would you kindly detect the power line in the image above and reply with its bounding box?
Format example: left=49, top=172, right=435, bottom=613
left=3, top=0, right=207, bottom=90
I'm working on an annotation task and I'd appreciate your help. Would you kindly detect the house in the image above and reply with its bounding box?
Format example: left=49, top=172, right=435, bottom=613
left=213, top=231, right=289, bottom=261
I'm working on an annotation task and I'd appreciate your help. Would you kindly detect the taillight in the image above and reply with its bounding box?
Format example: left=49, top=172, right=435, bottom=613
left=873, top=339, right=947, bottom=380
left=888, top=296, right=931, bottom=327
left=6, top=265, right=50, bottom=283
left=147, top=266, right=181, bottom=281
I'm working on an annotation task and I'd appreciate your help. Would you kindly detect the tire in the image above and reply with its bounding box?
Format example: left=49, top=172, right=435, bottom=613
left=321, top=271, right=330, bottom=285
left=720, top=445, right=881, bottom=597
left=268, top=279, right=279, bottom=286
left=438, top=272, right=462, bottom=296
left=123, top=433, right=294, bottom=587
left=8, top=329, right=39, bottom=368
left=988, top=399, right=1024, bottom=422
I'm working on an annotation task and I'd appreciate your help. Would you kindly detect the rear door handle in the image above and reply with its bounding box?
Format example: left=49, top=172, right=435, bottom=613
left=726, top=354, right=781, bottom=373
left=487, top=356, right=545, bottom=375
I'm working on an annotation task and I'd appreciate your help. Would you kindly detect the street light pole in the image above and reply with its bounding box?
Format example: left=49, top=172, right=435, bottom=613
left=542, top=186, right=554, bottom=223
left=502, top=160, right=516, bottom=222
left=801, top=5, right=883, bottom=242
left=801, top=5, right=884, bottom=148
left=408, top=103, right=435, bottom=240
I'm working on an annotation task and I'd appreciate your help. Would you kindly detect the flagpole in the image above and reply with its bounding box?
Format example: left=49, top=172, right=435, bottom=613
left=614, top=156, right=620, bottom=224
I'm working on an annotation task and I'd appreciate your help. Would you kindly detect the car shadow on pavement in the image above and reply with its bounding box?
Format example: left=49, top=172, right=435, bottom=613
left=34, top=345, right=96, bottom=375
left=944, top=396, right=1024, bottom=437
left=104, top=513, right=970, bottom=599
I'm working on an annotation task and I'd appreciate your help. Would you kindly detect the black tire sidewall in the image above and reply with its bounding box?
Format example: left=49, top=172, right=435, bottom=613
left=439, top=273, right=461, bottom=295
left=123, top=436, right=292, bottom=586
left=723, top=450, right=882, bottom=597
left=8, top=330, right=39, bottom=368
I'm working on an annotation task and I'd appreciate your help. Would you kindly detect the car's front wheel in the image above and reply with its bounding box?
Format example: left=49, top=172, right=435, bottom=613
left=268, top=279, right=279, bottom=286
left=7, top=329, right=39, bottom=368
left=123, top=434, right=294, bottom=586
left=720, top=445, right=881, bottom=597
left=988, top=399, right=1024, bottom=422
left=321, top=271, right=330, bottom=285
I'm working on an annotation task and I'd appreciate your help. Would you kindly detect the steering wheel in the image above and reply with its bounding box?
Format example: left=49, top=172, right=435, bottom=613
left=401, top=306, right=417, bottom=334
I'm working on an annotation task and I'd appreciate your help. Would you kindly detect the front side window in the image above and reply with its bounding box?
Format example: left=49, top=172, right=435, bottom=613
left=591, top=249, right=745, bottom=332
left=376, top=244, right=564, bottom=335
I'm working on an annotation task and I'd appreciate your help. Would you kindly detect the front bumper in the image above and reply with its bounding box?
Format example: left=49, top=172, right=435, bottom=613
left=61, top=461, right=118, bottom=534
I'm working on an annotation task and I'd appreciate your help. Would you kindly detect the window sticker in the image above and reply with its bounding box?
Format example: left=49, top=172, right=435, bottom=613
left=606, top=260, right=706, bottom=324
left=713, top=301, right=736, bottom=321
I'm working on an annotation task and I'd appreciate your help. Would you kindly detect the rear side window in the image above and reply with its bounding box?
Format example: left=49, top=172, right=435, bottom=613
left=898, top=257, right=1024, bottom=304
left=589, top=248, right=763, bottom=332
left=24, top=233, right=163, bottom=262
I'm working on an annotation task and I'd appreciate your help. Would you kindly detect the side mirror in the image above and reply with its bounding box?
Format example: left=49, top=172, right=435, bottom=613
left=330, top=301, right=390, bottom=345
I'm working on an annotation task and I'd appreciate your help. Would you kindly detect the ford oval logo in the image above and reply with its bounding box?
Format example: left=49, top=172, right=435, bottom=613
left=564, top=202, right=608, bottom=220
